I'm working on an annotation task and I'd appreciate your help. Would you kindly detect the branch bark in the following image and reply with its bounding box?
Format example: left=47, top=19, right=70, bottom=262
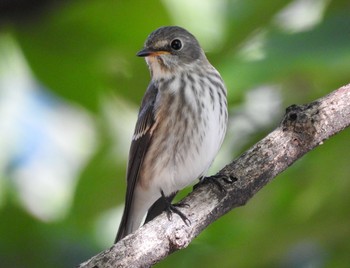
left=79, top=83, right=350, bottom=268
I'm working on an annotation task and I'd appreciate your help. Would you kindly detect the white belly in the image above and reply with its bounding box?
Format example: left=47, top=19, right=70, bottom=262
left=143, top=71, right=227, bottom=197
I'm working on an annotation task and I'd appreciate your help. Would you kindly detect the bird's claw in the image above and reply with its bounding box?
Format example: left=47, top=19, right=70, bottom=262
left=160, top=190, right=191, bottom=226
left=194, top=174, right=237, bottom=192
left=166, top=203, right=191, bottom=226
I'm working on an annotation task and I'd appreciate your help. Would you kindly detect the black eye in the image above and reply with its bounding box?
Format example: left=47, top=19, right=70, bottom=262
left=170, top=39, right=182, bottom=50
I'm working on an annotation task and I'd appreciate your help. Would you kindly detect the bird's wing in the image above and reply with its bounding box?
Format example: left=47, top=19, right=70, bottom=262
left=115, top=82, right=158, bottom=242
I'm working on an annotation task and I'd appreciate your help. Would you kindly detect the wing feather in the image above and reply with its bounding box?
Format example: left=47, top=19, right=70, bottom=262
left=115, top=82, right=158, bottom=242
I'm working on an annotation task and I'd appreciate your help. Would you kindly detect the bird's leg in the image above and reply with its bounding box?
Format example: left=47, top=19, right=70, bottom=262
left=161, top=190, right=191, bottom=226
left=145, top=192, right=177, bottom=224
left=193, top=173, right=237, bottom=192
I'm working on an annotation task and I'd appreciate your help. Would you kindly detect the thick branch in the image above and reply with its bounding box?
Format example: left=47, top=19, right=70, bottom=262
left=79, top=83, right=350, bottom=268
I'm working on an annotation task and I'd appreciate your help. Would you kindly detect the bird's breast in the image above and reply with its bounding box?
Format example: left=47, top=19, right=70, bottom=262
left=139, top=69, right=227, bottom=196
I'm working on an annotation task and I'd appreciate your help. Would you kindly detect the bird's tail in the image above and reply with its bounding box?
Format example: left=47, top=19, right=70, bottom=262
left=115, top=198, right=148, bottom=243
left=115, top=192, right=177, bottom=243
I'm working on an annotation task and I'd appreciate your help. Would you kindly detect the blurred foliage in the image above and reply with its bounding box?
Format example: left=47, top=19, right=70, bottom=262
left=1, top=0, right=350, bottom=267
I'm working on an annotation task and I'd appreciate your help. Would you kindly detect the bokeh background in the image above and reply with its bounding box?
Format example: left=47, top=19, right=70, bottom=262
left=1, top=0, right=350, bottom=267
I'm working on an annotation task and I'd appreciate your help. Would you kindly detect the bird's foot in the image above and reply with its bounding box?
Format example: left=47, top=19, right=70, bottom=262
left=166, top=203, right=191, bottom=226
left=161, top=190, right=191, bottom=226
left=193, top=174, right=237, bottom=192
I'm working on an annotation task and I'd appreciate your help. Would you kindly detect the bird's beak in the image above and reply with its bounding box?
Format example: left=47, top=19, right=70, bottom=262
left=137, top=49, right=170, bottom=57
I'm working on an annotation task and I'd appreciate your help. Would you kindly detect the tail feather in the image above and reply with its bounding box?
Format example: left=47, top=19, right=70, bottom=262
left=115, top=198, right=149, bottom=243
left=115, top=192, right=177, bottom=243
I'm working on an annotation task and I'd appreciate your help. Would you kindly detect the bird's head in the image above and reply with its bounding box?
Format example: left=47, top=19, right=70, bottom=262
left=137, top=26, right=207, bottom=79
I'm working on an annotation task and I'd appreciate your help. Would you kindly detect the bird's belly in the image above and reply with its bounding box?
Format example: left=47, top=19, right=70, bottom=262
left=139, top=72, right=227, bottom=197
left=142, top=111, right=224, bottom=197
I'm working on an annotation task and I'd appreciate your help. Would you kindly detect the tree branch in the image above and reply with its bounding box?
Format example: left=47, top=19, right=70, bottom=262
left=78, top=83, right=350, bottom=268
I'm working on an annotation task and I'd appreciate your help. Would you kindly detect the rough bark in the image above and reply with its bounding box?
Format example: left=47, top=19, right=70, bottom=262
left=78, top=83, right=350, bottom=268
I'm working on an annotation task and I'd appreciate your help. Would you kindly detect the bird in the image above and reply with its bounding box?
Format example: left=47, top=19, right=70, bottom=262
left=115, top=26, right=227, bottom=242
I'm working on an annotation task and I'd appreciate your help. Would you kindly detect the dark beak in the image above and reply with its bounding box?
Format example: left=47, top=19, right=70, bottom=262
left=137, top=48, right=170, bottom=57
left=136, top=48, right=152, bottom=57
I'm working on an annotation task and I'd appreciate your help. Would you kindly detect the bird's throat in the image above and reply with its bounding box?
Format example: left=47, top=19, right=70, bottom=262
left=146, top=56, right=173, bottom=80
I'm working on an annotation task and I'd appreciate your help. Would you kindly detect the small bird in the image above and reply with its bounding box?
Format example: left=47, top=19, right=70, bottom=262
left=115, top=26, right=227, bottom=242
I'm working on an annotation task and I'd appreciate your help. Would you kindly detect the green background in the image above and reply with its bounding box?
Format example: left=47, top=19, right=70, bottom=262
left=0, top=0, right=349, bottom=267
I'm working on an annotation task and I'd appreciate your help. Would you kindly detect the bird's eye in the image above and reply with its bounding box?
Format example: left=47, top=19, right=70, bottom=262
left=170, top=39, right=182, bottom=51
